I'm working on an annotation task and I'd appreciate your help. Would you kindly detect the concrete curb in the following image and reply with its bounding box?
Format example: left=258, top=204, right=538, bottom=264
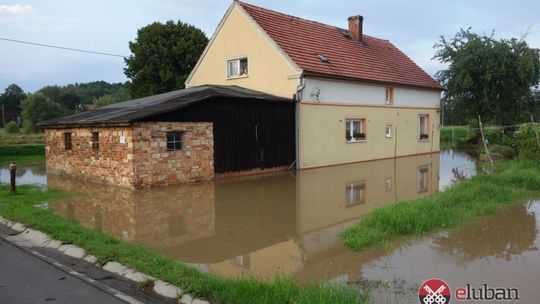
left=0, top=215, right=210, bottom=304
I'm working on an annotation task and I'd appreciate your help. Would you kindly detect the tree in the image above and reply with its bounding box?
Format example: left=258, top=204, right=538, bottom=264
left=94, top=87, right=131, bottom=108
left=0, top=84, right=27, bottom=126
left=124, top=20, right=208, bottom=98
left=21, top=93, right=66, bottom=128
left=434, top=29, right=540, bottom=129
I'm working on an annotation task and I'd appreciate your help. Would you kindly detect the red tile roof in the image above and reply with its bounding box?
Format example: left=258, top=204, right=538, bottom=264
left=237, top=1, right=443, bottom=90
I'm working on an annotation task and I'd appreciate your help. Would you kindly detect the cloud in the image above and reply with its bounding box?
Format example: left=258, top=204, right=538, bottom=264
left=0, top=4, right=34, bottom=15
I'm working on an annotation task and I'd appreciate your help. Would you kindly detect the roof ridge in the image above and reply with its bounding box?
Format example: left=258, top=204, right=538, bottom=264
left=236, top=1, right=389, bottom=43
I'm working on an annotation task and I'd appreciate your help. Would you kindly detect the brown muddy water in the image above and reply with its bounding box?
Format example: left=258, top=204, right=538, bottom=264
left=5, top=150, right=540, bottom=301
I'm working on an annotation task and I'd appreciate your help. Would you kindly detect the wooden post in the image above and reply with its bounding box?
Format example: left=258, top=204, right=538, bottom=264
left=478, top=115, right=493, bottom=167
left=9, top=162, right=16, bottom=193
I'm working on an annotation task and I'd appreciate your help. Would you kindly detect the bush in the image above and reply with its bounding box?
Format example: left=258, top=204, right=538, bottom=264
left=0, top=144, right=44, bottom=156
left=22, top=120, right=34, bottom=134
left=4, top=121, right=20, bottom=133
left=489, top=144, right=516, bottom=158
left=515, top=126, right=540, bottom=160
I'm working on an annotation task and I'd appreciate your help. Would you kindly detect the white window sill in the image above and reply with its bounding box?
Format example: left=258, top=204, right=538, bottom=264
left=346, top=139, right=367, bottom=143
left=418, top=138, right=430, bottom=142
left=226, top=75, right=249, bottom=80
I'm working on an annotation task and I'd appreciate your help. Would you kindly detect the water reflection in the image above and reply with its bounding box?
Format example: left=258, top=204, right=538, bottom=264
left=48, top=153, right=439, bottom=281
left=0, top=166, right=47, bottom=186
left=439, top=149, right=478, bottom=190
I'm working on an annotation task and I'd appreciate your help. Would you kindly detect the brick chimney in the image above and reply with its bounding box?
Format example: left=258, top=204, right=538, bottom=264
left=348, top=15, right=364, bottom=42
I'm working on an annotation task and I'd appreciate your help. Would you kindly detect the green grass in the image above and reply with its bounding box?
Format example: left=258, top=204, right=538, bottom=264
left=0, top=128, right=44, bottom=145
left=440, top=126, right=473, bottom=143
left=342, top=160, right=540, bottom=251
left=0, top=185, right=367, bottom=304
left=0, top=144, right=45, bottom=156
left=0, top=154, right=45, bottom=167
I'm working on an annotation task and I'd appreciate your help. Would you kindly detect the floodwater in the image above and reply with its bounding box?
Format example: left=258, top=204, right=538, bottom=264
left=0, top=165, right=47, bottom=186
left=10, top=149, right=540, bottom=301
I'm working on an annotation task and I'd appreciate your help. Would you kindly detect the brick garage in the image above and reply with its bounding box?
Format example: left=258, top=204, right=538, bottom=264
left=39, top=85, right=294, bottom=188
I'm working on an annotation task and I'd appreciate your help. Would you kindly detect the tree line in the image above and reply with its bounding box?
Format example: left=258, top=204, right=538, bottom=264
left=0, top=81, right=132, bottom=132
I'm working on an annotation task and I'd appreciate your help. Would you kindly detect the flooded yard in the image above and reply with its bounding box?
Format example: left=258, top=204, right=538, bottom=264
left=5, top=149, right=540, bottom=301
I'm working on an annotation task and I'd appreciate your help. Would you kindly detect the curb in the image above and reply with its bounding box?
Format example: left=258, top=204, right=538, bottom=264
left=0, top=215, right=210, bottom=304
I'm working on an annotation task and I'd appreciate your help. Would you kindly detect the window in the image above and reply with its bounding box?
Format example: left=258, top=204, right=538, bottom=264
left=345, top=119, right=366, bottom=142
left=231, top=254, right=251, bottom=269
left=385, top=178, right=392, bottom=192
left=385, top=125, right=392, bottom=138
left=64, top=132, right=72, bottom=150
left=227, top=57, right=248, bottom=78
left=91, top=132, right=99, bottom=150
left=167, top=131, right=184, bottom=151
left=417, top=167, right=430, bottom=193
left=346, top=182, right=366, bottom=207
left=385, top=87, right=394, bottom=105
left=418, top=114, right=430, bottom=140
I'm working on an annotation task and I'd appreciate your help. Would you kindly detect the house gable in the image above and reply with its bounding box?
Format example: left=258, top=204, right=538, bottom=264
left=186, top=2, right=301, bottom=98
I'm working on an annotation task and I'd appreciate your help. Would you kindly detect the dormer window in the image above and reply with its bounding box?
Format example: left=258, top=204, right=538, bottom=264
left=227, top=57, right=248, bottom=78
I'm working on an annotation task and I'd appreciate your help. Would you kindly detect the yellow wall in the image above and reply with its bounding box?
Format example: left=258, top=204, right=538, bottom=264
left=299, top=103, right=440, bottom=168
left=186, top=4, right=300, bottom=98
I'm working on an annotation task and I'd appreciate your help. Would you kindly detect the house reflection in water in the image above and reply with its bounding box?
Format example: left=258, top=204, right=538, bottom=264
left=48, top=153, right=439, bottom=282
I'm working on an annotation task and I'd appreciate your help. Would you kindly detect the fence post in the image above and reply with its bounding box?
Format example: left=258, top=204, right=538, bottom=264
left=9, top=162, right=16, bottom=193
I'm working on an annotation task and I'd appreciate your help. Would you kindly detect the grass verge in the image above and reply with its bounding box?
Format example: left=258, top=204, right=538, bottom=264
left=0, top=154, right=45, bottom=167
left=0, top=185, right=367, bottom=304
left=343, top=160, right=540, bottom=251
left=0, top=144, right=45, bottom=156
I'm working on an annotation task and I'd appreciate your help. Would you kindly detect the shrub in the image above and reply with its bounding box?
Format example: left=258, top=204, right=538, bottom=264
left=22, top=120, right=35, bottom=134
left=4, top=121, right=20, bottom=133
left=515, top=126, right=540, bottom=160
left=489, top=144, right=516, bottom=158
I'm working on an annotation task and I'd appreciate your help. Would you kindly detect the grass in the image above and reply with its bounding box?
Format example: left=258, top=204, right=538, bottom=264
left=0, top=128, right=44, bottom=145
left=0, top=154, right=45, bottom=168
left=0, top=144, right=45, bottom=156
left=342, top=160, right=540, bottom=251
left=440, top=126, right=473, bottom=143
left=0, top=185, right=367, bottom=304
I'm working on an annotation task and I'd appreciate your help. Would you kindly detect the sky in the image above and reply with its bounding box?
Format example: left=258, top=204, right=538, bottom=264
left=1, top=0, right=540, bottom=93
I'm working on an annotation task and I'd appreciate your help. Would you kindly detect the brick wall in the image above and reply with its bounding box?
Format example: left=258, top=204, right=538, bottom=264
left=131, top=122, right=214, bottom=188
left=45, top=122, right=214, bottom=188
left=45, top=127, right=135, bottom=187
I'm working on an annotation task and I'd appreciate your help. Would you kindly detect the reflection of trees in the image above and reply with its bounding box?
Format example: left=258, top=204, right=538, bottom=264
left=433, top=204, right=537, bottom=262
left=451, top=167, right=467, bottom=183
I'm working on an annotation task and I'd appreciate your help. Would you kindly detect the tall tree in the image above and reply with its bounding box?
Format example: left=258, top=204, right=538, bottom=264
left=434, top=29, right=540, bottom=128
left=21, top=93, right=65, bottom=127
left=124, top=20, right=208, bottom=98
left=0, top=84, right=27, bottom=125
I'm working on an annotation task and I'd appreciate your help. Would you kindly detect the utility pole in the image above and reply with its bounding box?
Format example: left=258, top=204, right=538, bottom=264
left=1, top=104, right=4, bottom=128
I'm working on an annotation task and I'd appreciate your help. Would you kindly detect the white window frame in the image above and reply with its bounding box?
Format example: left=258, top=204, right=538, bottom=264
left=417, top=166, right=430, bottom=193
left=385, top=124, right=392, bottom=138
left=385, top=87, right=394, bottom=105
left=418, top=114, right=430, bottom=141
left=226, top=57, right=249, bottom=78
left=346, top=119, right=367, bottom=142
left=345, top=182, right=366, bottom=207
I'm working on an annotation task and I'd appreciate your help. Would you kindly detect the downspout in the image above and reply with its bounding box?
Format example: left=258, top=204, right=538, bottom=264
left=295, top=74, right=305, bottom=171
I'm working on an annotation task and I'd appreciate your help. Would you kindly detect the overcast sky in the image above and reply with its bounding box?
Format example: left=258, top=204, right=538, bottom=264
left=1, top=0, right=539, bottom=92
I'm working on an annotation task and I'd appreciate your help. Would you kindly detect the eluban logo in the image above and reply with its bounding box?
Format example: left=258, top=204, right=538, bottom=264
left=454, top=284, right=519, bottom=301
left=418, top=278, right=451, bottom=304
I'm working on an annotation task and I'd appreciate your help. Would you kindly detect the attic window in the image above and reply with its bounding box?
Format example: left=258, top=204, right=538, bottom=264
left=317, top=54, right=329, bottom=63
left=227, top=57, right=248, bottom=78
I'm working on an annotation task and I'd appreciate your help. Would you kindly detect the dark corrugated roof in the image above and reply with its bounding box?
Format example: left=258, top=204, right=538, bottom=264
left=38, top=85, right=291, bottom=127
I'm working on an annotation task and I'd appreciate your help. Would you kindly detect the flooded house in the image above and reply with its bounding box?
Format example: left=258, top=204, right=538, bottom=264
left=39, top=1, right=442, bottom=188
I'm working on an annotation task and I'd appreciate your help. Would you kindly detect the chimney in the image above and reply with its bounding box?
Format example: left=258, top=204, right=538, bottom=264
left=348, top=15, right=364, bottom=42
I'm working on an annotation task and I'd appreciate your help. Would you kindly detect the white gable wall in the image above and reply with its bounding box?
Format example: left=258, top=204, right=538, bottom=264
left=303, top=78, right=441, bottom=108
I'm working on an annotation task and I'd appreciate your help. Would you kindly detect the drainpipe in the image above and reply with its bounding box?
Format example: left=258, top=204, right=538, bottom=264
left=295, top=75, right=305, bottom=171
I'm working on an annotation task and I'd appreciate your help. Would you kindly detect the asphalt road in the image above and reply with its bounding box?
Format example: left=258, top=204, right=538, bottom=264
left=0, top=238, right=126, bottom=304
